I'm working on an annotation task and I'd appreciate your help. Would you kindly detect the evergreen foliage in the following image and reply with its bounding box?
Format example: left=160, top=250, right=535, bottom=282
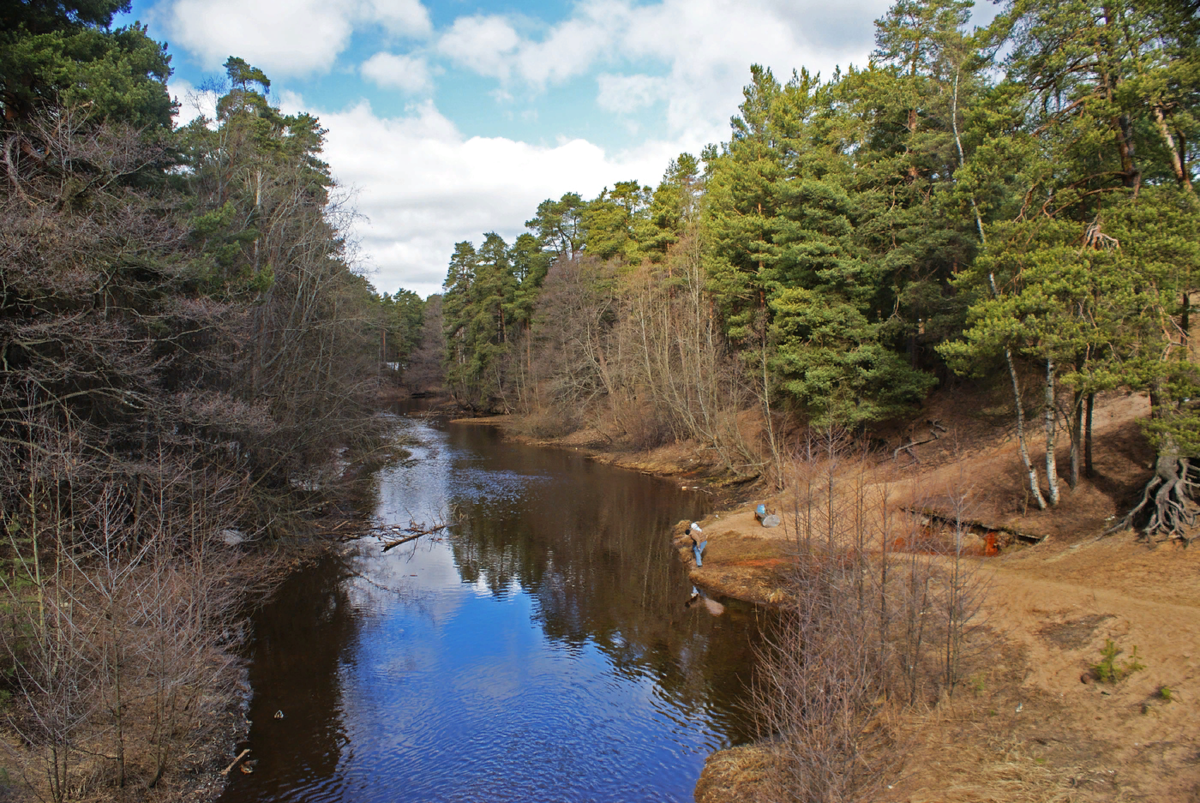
left=1, top=0, right=173, bottom=126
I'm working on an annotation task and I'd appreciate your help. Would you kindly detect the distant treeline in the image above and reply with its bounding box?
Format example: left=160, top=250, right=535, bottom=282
left=435, top=0, right=1200, bottom=528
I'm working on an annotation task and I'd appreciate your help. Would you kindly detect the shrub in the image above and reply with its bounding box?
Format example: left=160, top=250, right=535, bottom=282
left=1090, top=639, right=1145, bottom=683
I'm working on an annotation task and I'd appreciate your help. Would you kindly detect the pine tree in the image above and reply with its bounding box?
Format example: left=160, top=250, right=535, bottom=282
left=442, top=240, right=478, bottom=403
left=1, top=0, right=173, bottom=127
left=944, top=0, right=1200, bottom=524
left=707, top=63, right=939, bottom=427
left=641, top=153, right=704, bottom=261
left=583, top=180, right=651, bottom=263
left=526, top=192, right=587, bottom=260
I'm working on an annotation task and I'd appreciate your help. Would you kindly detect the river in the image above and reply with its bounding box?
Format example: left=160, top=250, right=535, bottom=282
left=215, top=412, right=770, bottom=803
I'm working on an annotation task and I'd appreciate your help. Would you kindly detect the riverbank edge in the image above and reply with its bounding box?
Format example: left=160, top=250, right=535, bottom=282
left=174, top=539, right=344, bottom=803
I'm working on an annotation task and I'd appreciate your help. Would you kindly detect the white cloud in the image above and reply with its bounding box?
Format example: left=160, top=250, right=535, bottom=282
left=611, top=0, right=893, bottom=136
left=156, top=0, right=432, bottom=76
left=169, top=78, right=219, bottom=125
left=596, top=73, right=666, bottom=114
left=297, top=97, right=700, bottom=298
left=436, top=8, right=616, bottom=89
left=361, top=52, right=433, bottom=94
left=430, top=0, right=891, bottom=140
left=512, top=16, right=613, bottom=87
left=364, top=0, right=432, bottom=37
left=436, top=16, right=521, bottom=81
left=161, top=0, right=353, bottom=74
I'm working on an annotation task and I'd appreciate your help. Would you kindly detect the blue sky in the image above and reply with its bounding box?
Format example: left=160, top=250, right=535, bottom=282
left=114, top=0, right=997, bottom=299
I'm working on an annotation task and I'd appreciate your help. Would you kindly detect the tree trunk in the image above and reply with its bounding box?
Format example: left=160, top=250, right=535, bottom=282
left=953, top=70, right=1044, bottom=509
left=1085, top=392, right=1096, bottom=478
left=1184, top=289, right=1192, bottom=363
left=1111, top=440, right=1200, bottom=543
left=1044, top=359, right=1060, bottom=506
left=1069, top=388, right=1083, bottom=489
left=1008, top=350, right=1047, bottom=510
left=1114, top=370, right=1200, bottom=542
left=1155, top=106, right=1194, bottom=193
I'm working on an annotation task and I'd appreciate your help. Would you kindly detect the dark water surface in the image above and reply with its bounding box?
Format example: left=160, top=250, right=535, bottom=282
left=216, top=414, right=770, bottom=803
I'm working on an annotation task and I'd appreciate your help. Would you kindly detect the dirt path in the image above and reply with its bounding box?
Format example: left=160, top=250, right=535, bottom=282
left=891, top=535, right=1200, bottom=803
left=689, top=513, right=1200, bottom=802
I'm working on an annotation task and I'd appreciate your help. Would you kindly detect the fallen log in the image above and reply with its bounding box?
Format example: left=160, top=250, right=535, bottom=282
left=905, top=506, right=1046, bottom=545
left=893, top=436, right=937, bottom=461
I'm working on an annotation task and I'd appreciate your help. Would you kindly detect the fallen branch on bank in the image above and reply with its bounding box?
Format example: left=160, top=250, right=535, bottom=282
left=221, top=749, right=251, bottom=776
left=893, top=437, right=934, bottom=462
left=892, top=420, right=949, bottom=463
left=905, top=506, right=1046, bottom=545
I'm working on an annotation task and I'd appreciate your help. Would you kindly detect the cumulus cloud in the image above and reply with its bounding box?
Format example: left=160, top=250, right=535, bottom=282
left=285, top=97, right=701, bottom=298
left=437, top=7, right=616, bottom=89
left=156, top=0, right=432, bottom=76
left=363, top=0, right=431, bottom=37
left=361, top=52, right=434, bottom=94
left=511, top=15, right=614, bottom=87
left=619, top=0, right=895, bottom=134
left=596, top=73, right=667, bottom=114
left=430, top=0, right=891, bottom=138
left=436, top=16, right=521, bottom=81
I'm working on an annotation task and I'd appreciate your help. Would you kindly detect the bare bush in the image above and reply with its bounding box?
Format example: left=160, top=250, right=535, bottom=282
left=615, top=232, right=760, bottom=469
left=525, top=233, right=765, bottom=468
left=756, top=551, right=896, bottom=803
left=0, top=411, right=244, bottom=800
left=759, top=437, right=990, bottom=800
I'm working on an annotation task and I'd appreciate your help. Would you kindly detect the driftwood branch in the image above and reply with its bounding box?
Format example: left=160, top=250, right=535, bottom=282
left=221, top=749, right=251, bottom=776
left=893, top=438, right=934, bottom=462
left=892, top=420, right=947, bottom=462
left=377, top=520, right=449, bottom=552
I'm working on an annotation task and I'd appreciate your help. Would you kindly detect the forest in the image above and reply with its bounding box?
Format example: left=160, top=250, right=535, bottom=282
left=0, top=0, right=1197, bottom=800
left=438, top=0, right=1200, bottom=536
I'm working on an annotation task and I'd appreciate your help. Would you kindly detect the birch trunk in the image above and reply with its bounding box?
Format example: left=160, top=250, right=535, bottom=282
left=1044, top=359, right=1060, bottom=506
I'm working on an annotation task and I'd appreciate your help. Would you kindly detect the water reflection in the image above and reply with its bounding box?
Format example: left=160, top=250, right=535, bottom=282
left=218, top=415, right=770, bottom=803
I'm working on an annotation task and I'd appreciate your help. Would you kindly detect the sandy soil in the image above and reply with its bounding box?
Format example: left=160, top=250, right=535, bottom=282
left=684, top=390, right=1200, bottom=803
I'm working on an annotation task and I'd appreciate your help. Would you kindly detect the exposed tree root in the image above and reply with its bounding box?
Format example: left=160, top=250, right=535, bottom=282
left=1109, top=454, right=1200, bottom=544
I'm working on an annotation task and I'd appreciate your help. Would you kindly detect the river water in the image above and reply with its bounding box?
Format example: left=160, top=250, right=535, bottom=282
left=216, top=413, right=770, bottom=803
